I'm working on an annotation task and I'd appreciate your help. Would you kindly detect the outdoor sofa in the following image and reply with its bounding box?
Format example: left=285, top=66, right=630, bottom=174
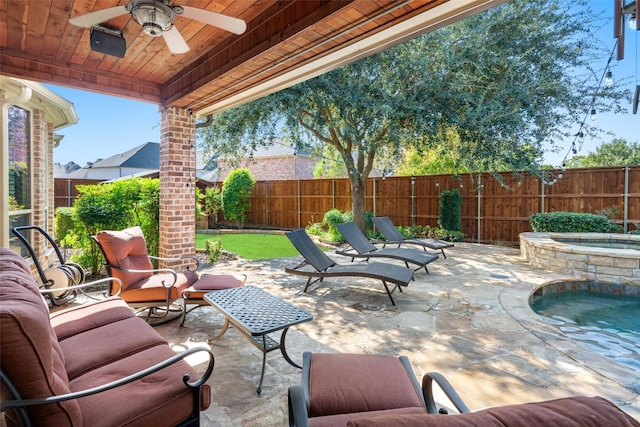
left=0, top=247, right=214, bottom=427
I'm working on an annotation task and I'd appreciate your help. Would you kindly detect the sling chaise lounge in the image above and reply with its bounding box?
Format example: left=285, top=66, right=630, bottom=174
left=372, top=216, right=454, bottom=259
left=335, top=222, right=438, bottom=274
left=284, top=229, right=414, bottom=305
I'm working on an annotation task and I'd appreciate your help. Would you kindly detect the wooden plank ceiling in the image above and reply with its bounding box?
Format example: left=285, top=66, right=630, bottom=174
left=0, top=0, right=504, bottom=115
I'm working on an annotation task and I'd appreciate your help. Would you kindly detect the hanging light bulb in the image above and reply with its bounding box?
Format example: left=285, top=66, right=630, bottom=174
left=590, top=108, right=597, bottom=121
left=629, top=14, right=637, bottom=30
left=577, top=131, right=584, bottom=145
left=571, top=142, right=577, bottom=155
left=562, top=162, right=567, bottom=171
left=605, top=70, right=613, bottom=87
left=558, top=172, right=563, bottom=179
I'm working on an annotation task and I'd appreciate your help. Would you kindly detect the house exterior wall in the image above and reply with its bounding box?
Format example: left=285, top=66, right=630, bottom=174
left=216, top=155, right=316, bottom=182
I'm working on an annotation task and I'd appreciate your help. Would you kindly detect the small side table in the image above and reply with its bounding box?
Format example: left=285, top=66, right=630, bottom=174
left=204, top=286, right=313, bottom=393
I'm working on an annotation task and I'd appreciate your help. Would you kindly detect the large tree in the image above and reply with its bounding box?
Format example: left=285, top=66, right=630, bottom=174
left=198, top=0, right=628, bottom=231
left=566, top=138, right=640, bottom=167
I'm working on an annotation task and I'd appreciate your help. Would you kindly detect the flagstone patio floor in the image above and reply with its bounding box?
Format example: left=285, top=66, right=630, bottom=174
left=155, top=242, right=639, bottom=426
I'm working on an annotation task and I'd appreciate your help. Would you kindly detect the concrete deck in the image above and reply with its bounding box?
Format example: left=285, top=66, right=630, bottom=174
left=157, top=242, right=639, bottom=426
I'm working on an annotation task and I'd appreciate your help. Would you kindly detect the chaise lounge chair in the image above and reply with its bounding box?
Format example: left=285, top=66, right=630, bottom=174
left=335, top=222, right=439, bottom=274
left=373, top=216, right=454, bottom=258
left=284, top=229, right=414, bottom=305
left=288, top=351, right=640, bottom=427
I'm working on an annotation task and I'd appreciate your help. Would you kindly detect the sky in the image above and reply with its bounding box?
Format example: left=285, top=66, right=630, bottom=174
left=50, top=0, right=639, bottom=169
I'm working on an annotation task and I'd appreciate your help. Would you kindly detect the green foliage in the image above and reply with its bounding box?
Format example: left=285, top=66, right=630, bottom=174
left=196, top=185, right=206, bottom=219
left=391, top=224, right=464, bottom=242
left=54, top=207, right=75, bottom=245
left=566, top=139, right=640, bottom=168
left=68, top=178, right=160, bottom=274
left=196, top=233, right=304, bottom=260
left=529, top=212, right=616, bottom=233
left=8, top=195, right=23, bottom=211
left=203, top=186, right=222, bottom=226
left=439, top=189, right=462, bottom=232
left=322, top=209, right=346, bottom=243
left=629, top=224, right=640, bottom=235
left=205, top=237, right=223, bottom=263
left=222, top=168, right=255, bottom=228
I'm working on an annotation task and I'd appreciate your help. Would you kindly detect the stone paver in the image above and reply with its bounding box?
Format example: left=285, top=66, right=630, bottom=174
left=154, top=242, right=639, bottom=425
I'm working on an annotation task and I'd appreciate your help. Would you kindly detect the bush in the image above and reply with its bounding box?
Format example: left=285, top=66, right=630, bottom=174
left=438, top=189, right=462, bottom=232
left=54, top=207, right=75, bottom=245
left=203, top=186, right=222, bottom=227
left=205, top=237, right=223, bottom=263
left=222, top=168, right=255, bottom=228
left=322, top=209, right=346, bottom=243
left=529, top=212, right=616, bottom=233
left=393, top=224, right=464, bottom=242
left=65, top=178, right=160, bottom=274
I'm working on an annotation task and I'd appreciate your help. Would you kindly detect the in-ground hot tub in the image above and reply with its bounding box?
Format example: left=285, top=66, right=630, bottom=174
left=520, top=232, right=640, bottom=285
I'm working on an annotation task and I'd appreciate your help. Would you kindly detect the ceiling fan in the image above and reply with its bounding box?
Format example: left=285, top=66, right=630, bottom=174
left=69, top=0, right=247, bottom=54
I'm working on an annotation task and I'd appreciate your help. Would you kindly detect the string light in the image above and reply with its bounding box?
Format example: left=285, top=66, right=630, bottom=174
left=605, top=70, right=614, bottom=86
left=590, top=108, right=597, bottom=121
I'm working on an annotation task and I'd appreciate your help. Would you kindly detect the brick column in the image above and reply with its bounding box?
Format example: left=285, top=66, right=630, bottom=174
left=159, top=106, right=196, bottom=270
left=31, top=109, right=47, bottom=261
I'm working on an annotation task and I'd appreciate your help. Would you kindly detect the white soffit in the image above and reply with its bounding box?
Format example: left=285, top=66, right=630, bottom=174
left=198, top=0, right=507, bottom=117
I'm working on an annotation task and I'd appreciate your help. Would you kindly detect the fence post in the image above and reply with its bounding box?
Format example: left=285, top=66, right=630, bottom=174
left=541, top=177, right=545, bottom=213
left=624, top=166, right=629, bottom=233
left=297, top=180, right=301, bottom=229
left=411, top=176, right=415, bottom=227
left=332, top=179, right=336, bottom=209
left=373, top=178, right=377, bottom=217
left=477, top=175, right=482, bottom=243
left=265, top=181, right=269, bottom=227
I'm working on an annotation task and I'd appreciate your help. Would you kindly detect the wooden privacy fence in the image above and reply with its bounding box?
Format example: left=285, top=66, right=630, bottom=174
left=223, top=165, right=639, bottom=244
left=54, top=179, right=103, bottom=209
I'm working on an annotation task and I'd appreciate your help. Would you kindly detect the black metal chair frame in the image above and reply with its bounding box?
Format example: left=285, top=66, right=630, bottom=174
left=11, top=225, right=85, bottom=306
left=284, top=229, right=414, bottom=305
left=335, top=222, right=439, bottom=274
left=91, top=235, right=200, bottom=326
left=1, top=347, right=214, bottom=427
left=372, top=216, right=454, bottom=259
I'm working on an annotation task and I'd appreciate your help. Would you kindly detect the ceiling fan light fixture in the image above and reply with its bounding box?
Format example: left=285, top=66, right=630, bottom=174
left=128, top=0, right=174, bottom=37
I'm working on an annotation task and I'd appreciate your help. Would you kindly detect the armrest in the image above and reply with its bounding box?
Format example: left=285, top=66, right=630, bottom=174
left=107, top=265, right=179, bottom=288
left=39, top=277, right=123, bottom=299
left=288, top=384, right=310, bottom=427
left=149, top=255, right=200, bottom=272
left=1, top=347, right=214, bottom=411
left=422, top=372, right=470, bottom=414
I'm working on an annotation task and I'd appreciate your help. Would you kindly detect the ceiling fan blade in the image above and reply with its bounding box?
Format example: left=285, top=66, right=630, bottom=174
left=163, top=26, right=190, bottom=54
left=180, top=5, right=246, bottom=35
left=68, top=6, right=128, bottom=28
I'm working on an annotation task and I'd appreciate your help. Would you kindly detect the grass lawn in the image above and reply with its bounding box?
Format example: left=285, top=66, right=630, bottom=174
left=196, top=233, right=312, bottom=260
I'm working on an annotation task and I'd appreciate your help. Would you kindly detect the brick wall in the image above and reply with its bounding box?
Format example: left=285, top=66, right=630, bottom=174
left=159, top=107, right=196, bottom=270
left=217, top=154, right=316, bottom=181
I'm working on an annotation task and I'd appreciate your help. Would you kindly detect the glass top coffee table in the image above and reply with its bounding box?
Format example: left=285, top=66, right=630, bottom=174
left=204, top=285, right=313, bottom=393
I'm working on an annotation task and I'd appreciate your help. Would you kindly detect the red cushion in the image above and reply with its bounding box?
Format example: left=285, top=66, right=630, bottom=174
left=70, top=345, right=211, bottom=427
left=309, top=353, right=424, bottom=417
left=345, top=396, right=640, bottom=427
left=0, top=248, right=81, bottom=426
left=120, top=271, right=198, bottom=303
left=183, top=273, right=246, bottom=299
left=50, top=296, right=135, bottom=340
left=95, top=226, right=154, bottom=290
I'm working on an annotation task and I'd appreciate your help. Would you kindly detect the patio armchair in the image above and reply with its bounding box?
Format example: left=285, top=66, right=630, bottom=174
left=335, top=222, right=439, bottom=274
left=372, top=216, right=454, bottom=258
left=93, top=226, right=200, bottom=326
left=288, top=352, right=640, bottom=427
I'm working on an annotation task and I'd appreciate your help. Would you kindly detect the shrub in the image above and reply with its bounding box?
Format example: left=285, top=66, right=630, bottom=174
left=205, top=237, right=223, bottom=263
left=438, top=189, right=462, bottom=232
left=322, top=209, right=345, bottom=243
left=222, top=168, right=255, bottom=228
left=54, top=207, right=75, bottom=245
left=203, top=186, right=222, bottom=227
left=529, top=212, right=615, bottom=233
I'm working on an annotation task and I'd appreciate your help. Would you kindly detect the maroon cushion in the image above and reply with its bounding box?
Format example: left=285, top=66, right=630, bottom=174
left=345, top=396, right=640, bottom=427
left=120, top=271, right=198, bottom=302
left=70, top=345, right=211, bottom=427
left=309, top=353, right=424, bottom=417
left=58, top=316, right=167, bottom=380
left=95, top=226, right=154, bottom=290
left=0, top=248, right=82, bottom=426
left=183, top=273, right=247, bottom=300
left=309, top=407, right=426, bottom=427
left=50, top=296, right=136, bottom=340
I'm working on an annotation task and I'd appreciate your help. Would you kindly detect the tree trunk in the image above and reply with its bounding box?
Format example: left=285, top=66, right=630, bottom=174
left=350, top=180, right=366, bottom=233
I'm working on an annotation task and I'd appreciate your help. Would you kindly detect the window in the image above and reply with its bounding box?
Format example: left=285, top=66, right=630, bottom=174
left=8, top=106, right=32, bottom=257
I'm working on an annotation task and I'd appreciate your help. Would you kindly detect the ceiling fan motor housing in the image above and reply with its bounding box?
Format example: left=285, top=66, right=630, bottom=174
left=127, top=0, right=175, bottom=36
